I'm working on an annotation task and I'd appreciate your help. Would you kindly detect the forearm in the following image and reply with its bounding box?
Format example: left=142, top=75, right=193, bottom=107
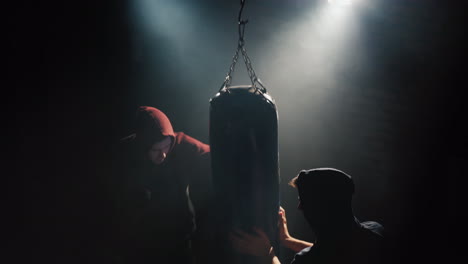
left=282, top=237, right=313, bottom=253
left=270, top=256, right=281, bottom=264
left=260, top=247, right=281, bottom=264
left=258, top=256, right=281, bottom=264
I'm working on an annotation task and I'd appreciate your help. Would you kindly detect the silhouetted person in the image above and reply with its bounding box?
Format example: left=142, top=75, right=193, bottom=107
left=231, top=168, right=385, bottom=264
left=112, top=106, right=212, bottom=264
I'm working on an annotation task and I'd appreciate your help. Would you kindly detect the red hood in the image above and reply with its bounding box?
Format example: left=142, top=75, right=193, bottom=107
left=134, top=106, right=176, bottom=150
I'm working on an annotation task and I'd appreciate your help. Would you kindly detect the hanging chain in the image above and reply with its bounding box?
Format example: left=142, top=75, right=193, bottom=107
left=222, top=46, right=240, bottom=88
left=221, top=0, right=266, bottom=93
left=239, top=38, right=266, bottom=93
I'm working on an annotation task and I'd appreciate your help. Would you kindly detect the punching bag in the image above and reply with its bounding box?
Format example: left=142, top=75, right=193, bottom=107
left=209, top=2, right=279, bottom=262
left=210, top=84, right=279, bottom=264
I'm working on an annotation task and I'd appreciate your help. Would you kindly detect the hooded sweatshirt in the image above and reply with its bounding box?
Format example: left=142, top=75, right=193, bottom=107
left=115, top=106, right=211, bottom=259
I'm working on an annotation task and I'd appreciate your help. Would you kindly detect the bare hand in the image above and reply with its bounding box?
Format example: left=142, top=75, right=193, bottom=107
left=230, top=227, right=273, bottom=257
left=278, top=206, right=291, bottom=242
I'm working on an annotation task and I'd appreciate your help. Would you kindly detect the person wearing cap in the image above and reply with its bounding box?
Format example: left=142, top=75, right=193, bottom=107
left=112, top=106, right=212, bottom=264
left=231, top=168, right=385, bottom=264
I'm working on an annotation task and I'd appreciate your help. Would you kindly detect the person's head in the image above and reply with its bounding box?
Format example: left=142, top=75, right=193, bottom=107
left=147, top=136, right=172, bottom=165
left=134, top=106, right=175, bottom=165
left=289, top=168, right=355, bottom=229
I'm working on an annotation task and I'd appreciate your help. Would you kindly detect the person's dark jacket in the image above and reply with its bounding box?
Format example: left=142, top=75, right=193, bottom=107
left=292, top=219, right=385, bottom=264
left=112, top=106, right=211, bottom=262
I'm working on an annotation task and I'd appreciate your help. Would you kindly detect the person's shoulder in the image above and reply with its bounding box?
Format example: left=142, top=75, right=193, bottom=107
left=358, top=221, right=389, bottom=264
left=174, top=132, right=210, bottom=155
left=291, top=246, right=314, bottom=263
left=360, top=221, right=384, bottom=238
left=296, top=246, right=313, bottom=256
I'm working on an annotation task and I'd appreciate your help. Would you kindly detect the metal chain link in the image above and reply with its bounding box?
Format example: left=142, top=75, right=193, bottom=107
left=239, top=41, right=266, bottom=92
left=222, top=47, right=240, bottom=88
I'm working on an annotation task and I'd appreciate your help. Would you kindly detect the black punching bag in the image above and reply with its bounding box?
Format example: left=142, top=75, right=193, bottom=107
left=209, top=84, right=280, bottom=264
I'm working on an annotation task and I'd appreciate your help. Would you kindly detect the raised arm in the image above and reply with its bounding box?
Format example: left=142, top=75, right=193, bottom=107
left=278, top=206, right=314, bottom=253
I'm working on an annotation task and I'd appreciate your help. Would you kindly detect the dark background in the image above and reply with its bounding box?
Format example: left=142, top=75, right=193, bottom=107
left=13, top=0, right=464, bottom=263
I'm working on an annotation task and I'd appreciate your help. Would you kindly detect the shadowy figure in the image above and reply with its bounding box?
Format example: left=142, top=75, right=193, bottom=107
left=112, top=106, right=212, bottom=264
left=231, top=168, right=385, bottom=264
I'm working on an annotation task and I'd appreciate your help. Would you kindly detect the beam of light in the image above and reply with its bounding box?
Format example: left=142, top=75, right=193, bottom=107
left=130, top=0, right=236, bottom=86
left=129, top=0, right=236, bottom=141
left=328, top=0, right=352, bottom=5
left=257, top=0, right=363, bottom=101
left=252, top=0, right=366, bottom=171
left=130, top=0, right=225, bottom=95
left=131, top=0, right=197, bottom=59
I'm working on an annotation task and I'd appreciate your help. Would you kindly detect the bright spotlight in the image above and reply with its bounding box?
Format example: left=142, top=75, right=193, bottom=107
left=328, top=0, right=352, bottom=5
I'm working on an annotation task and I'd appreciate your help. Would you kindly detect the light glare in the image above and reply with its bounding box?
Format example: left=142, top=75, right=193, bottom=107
left=328, top=0, right=352, bottom=5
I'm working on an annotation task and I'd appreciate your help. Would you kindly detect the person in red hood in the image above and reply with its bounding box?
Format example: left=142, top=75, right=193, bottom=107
left=114, top=106, right=212, bottom=264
